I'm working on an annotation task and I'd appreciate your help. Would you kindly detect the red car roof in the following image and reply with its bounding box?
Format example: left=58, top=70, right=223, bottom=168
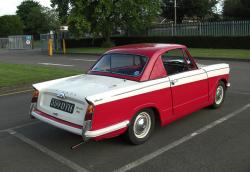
left=106, top=43, right=186, bottom=57
left=89, top=43, right=188, bottom=82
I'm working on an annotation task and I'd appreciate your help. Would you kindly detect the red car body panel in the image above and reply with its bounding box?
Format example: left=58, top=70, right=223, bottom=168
left=88, top=44, right=230, bottom=141
left=31, top=43, right=230, bottom=141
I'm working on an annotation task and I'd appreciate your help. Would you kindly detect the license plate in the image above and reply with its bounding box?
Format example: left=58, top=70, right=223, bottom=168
left=50, top=98, right=75, bottom=114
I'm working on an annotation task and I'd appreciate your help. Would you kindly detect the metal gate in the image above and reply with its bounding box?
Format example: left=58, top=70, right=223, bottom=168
left=8, top=35, right=33, bottom=49
left=40, top=33, right=61, bottom=52
left=40, top=33, right=51, bottom=51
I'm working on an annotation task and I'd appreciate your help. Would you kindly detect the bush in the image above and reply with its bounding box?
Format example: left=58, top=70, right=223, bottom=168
left=65, top=36, right=250, bottom=49
left=101, top=40, right=115, bottom=48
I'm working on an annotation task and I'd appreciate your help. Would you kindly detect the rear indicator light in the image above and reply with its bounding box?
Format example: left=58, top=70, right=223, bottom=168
left=85, top=103, right=95, bottom=121
left=31, top=89, right=39, bottom=103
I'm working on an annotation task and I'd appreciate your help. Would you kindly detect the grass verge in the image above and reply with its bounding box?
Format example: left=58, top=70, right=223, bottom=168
left=67, top=47, right=107, bottom=54
left=0, top=63, right=81, bottom=89
left=67, top=47, right=250, bottom=59
left=188, top=48, right=250, bottom=59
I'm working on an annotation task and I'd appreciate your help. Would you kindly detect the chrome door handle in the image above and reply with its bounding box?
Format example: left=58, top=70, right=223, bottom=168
left=171, top=79, right=178, bottom=85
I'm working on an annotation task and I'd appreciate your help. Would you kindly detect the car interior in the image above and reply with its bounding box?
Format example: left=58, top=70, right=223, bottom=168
left=161, top=49, right=195, bottom=75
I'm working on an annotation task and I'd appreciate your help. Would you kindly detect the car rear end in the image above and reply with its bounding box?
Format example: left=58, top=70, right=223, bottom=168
left=30, top=87, right=94, bottom=137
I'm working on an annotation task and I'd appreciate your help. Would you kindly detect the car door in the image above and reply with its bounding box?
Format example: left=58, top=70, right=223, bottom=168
left=161, top=48, right=209, bottom=117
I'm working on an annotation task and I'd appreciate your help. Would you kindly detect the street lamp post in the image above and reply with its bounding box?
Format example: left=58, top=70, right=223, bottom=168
left=60, top=26, right=68, bottom=54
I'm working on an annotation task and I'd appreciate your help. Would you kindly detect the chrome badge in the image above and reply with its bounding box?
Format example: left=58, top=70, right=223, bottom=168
left=57, top=92, right=66, bottom=99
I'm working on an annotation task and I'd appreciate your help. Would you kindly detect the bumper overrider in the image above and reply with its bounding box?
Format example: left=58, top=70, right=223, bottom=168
left=30, top=106, right=129, bottom=141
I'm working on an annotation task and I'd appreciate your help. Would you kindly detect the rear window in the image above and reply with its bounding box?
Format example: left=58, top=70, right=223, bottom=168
left=91, top=54, right=148, bottom=76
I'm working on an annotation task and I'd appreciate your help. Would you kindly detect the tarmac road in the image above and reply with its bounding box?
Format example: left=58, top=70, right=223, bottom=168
left=0, top=49, right=98, bottom=72
left=0, top=49, right=250, bottom=172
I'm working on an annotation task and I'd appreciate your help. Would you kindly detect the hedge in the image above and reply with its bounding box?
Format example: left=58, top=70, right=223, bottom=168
left=65, top=36, right=250, bottom=49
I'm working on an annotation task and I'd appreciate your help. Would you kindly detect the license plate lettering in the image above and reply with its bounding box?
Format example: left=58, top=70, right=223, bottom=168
left=50, top=98, right=75, bottom=114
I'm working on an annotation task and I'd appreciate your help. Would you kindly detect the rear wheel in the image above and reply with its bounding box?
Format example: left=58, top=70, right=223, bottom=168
left=212, top=81, right=226, bottom=108
left=127, top=109, right=155, bottom=145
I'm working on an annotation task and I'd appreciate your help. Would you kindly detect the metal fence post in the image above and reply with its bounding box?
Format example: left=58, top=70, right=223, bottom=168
left=199, top=22, right=202, bottom=36
left=172, top=24, right=174, bottom=37
left=232, top=21, right=235, bottom=36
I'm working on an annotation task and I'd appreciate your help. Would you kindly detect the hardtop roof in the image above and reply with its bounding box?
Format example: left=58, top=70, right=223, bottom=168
left=106, top=43, right=186, bottom=57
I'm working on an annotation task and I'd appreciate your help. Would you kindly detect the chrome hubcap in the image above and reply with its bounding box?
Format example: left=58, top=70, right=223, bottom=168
left=133, top=112, right=151, bottom=138
left=215, top=85, right=224, bottom=105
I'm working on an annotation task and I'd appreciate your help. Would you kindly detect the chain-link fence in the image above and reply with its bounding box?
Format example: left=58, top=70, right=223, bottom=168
left=0, top=38, right=8, bottom=49
left=8, top=35, right=33, bottom=49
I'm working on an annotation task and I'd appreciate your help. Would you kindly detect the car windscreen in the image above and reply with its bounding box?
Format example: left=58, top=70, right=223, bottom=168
left=91, top=54, right=148, bottom=77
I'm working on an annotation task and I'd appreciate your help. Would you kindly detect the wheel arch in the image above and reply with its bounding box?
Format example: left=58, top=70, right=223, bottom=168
left=220, top=78, right=228, bottom=89
left=132, top=104, right=163, bottom=126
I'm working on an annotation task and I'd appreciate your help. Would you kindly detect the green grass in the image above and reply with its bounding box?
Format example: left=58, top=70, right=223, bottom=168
left=0, top=63, right=81, bottom=88
left=188, top=48, right=250, bottom=59
left=67, top=47, right=107, bottom=54
left=67, top=47, right=250, bottom=59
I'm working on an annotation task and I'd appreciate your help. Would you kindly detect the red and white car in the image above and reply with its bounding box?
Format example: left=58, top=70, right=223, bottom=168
left=30, top=44, right=230, bottom=144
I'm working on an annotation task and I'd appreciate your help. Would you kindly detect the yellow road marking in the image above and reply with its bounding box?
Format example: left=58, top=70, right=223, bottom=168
left=0, top=89, right=33, bottom=97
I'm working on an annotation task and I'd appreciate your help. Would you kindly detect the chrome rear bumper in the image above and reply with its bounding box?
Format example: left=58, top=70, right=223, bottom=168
left=31, top=109, right=129, bottom=140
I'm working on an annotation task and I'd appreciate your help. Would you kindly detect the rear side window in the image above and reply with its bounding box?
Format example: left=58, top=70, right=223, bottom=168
left=91, top=53, right=148, bottom=76
left=161, top=49, right=189, bottom=75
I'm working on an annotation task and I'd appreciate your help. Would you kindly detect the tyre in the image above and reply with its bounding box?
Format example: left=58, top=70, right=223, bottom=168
left=212, top=81, right=226, bottom=108
left=127, top=109, right=155, bottom=145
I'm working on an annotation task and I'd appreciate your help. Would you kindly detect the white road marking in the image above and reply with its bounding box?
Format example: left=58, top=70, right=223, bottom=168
left=0, top=89, right=33, bottom=97
left=7, top=129, right=89, bottom=172
left=229, top=90, right=250, bottom=96
left=114, top=103, right=250, bottom=172
left=38, top=63, right=74, bottom=67
left=71, top=58, right=96, bottom=62
left=0, top=121, right=40, bottom=133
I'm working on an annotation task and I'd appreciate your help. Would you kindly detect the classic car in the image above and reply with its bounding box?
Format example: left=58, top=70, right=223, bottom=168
left=30, top=44, right=230, bottom=145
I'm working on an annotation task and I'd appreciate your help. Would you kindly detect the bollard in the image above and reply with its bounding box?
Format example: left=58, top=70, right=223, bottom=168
left=48, top=39, right=53, bottom=56
left=62, top=39, right=66, bottom=54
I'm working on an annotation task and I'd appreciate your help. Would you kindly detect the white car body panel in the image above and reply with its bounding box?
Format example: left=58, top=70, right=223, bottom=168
left=31, top=63, right=229, bottom=138
left=32, top=74, right=137, bottom=126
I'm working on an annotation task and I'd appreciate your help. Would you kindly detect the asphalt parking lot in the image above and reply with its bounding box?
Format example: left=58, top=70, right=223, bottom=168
left=0, top=49, right=250, bottom=172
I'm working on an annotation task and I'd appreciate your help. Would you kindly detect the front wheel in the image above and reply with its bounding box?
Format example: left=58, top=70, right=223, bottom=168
left=212, top=81, right=226, bottom=108
left=126, top=109, right=155, bottom=145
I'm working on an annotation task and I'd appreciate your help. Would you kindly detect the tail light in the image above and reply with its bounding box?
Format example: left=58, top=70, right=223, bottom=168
left=31, top=89, right=39, bottom=103
left=85, top=103, right=95, bottom=121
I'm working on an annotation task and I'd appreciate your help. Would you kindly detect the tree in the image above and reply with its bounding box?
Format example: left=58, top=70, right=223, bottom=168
left=0, top=15, right=23, bottom=37
left=223, top=0, right=250, bottom=20
left=68, top=0, right=162, bottom=46
left=51, top=0, right=71, bottom=24
left=162, top=0, right=218, bottom=23
left=43, top=7, right=60, bottom=31
left=241, top=0, right=250, bottom=9
left=67, top=7, right=90, bottom=38
left=16, top=0, right=60, bottom=37
left=24, top=7, right=47, bottom=35
left=118, top=1, right=162, bottom=35
left=16, top=0, right=42, bottom=33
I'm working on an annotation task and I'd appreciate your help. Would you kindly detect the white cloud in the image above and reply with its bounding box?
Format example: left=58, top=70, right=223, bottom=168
left=0, top=0, right=51, bottom=16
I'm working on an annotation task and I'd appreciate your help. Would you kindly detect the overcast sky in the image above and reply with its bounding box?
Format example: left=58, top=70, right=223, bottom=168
left=0, top=0, right=51, bottom=16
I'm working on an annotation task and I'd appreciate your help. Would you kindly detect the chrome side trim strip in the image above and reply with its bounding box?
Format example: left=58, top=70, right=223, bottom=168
left=84, top=120, right=129, bottom=138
